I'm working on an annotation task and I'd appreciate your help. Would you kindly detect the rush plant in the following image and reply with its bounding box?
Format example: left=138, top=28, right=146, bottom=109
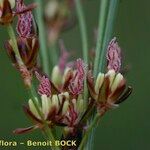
left=1, top=0, right=132, bottom=150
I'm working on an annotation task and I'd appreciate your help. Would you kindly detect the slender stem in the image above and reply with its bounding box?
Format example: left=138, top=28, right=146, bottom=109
left=7, top=24, right=23, bottom=66
left=75, top=0, right=89, bottom=101
left=99, top=0, right=119, bottom=72
left=35, top=0, right=50, bottom=75
left=90, top=1, right=109, bottom=149
left=49, top=43, right=58, bottom=68
left=93, top=0, right=109, bottom=77
left=79, top=113, right=100, bottom=150
left=75, top=0, right=88, bottom=64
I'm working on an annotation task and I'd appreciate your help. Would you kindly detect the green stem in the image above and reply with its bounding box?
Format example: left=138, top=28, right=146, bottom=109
left=75, top=0, right=88, bottom=64
left=75, top=0, right=88, bottom=101
left=7, top=24, right=23, bottom=66
left=49, top=43, right=58, bottom=68
left=79, top=113, right=100, bottom=150
left=35, top=0, right=50, bottom=75
left=91, top=1, right=109, bottom=148
left=93, top=0, right=109, bottom=77
left=99, top=0, right=119, bottom=72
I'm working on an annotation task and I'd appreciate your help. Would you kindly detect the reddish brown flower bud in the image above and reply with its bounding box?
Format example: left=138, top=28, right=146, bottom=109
left=16, top=0, right=38, bottom=38
left=87, top=69, right=132, bottom=111
left=35, top=71, right=51, bottom=97
left=5, top=37, right=39, bottom=70
left=0, top=0, right=15, bottom=24
left=68, top=59, right=86, bottom=96
left=106, top=37, right=122, bottom=72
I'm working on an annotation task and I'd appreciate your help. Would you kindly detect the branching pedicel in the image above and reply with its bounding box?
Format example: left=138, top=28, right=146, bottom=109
left=0, top=0, right=132, bottom=150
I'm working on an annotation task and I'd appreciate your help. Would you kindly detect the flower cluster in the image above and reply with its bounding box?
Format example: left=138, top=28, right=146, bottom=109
left=13, top=38, right=132, bottom=148
left=4, top=0, right=38, bottom=87
left=1, top=0, right=132, bottom=149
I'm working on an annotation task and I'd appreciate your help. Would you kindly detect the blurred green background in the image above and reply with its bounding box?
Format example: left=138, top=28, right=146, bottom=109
left=0, top=0, right=149, bottom=149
